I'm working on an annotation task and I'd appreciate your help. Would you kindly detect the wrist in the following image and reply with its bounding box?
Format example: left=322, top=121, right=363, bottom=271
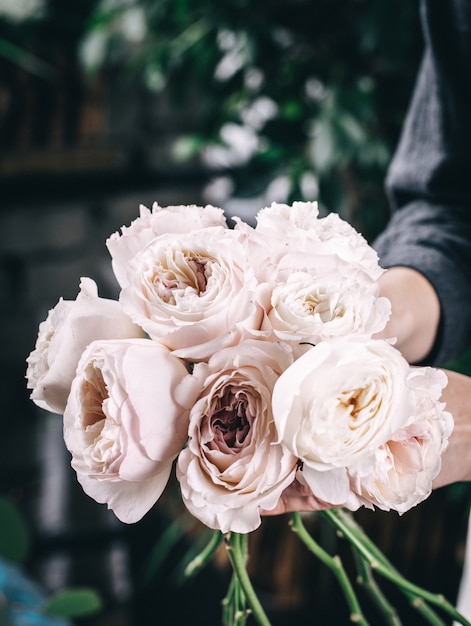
left=377, top=266, right=440, bottom=363
left=433, top=369, right=471, bottom=488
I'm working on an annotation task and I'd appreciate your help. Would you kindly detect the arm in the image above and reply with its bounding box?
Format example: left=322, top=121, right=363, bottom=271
left=376, top=267, right=440, bottom=363
left=433, top=369, right=471, bottom=488
left=266, top=0, right=471, bottom=516
left=374, top=0, right=471, bottom=366
left=374, top=0, right=471, bottom=492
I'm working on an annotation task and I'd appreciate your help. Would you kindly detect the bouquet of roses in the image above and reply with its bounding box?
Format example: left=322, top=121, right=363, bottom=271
left=26, top=201, right=467, bottom=625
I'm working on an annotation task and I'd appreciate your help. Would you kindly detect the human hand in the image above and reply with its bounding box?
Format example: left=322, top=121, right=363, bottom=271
left=261, top=476, right=331, bottom=516
left=263, top=269, right=466, bottom=517
left=375, top=268, right=471, bottom=486
left=433, top=368, right=471, bottom=488
left=375, top=266, right=440, bottom=363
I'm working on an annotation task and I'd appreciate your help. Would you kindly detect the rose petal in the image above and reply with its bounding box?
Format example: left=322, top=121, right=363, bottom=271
left=77, top=462, right=173, bottom=524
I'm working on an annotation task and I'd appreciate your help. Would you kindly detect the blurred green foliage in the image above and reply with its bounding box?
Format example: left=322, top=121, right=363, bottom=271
left=43, top=589, right=102, bottom=619
left=0, top=496, right=30, bottom=564
left=0, top=0, right=96, bottom=73
left=0, top=0, right=423, bottom=239
left=80, top=0, right=423, bottom=239
left=0, top=497, right=102, bottom=622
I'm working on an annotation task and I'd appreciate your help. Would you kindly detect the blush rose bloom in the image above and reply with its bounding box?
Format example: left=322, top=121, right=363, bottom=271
left=252, top=200, right=321, bottom=233
left=350, top=367, right=452, bottom=513
left=234, top=202, right=390, bottom=349
left=26, top=277, right=144, bottom=414
left=176, top=340, right=298, bottom=533
left=117, top=227, right=263, bottom=361
left=107, top=203, right=227, bottom=287
left=237, top=201, right=384, bottom=284
left=265, top=270, right=391, bottom=352
left=64, top=338, right=195, bottom=524
left=272, top=338, right=424, bottom=509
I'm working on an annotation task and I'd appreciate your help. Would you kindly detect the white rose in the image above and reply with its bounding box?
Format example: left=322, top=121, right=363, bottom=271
left=253, top=200, right=320, bottom=233
left=238, top=202, right=384, bottom=285
left=26, top=277, right=144, bottom=414
left=311, top=211, right=383, bottom=280
left=176, top=340, right=298, bottom=533
left=107, top=203, right=227, bottom=287
left=64, top=338, right=195, bottom=524
left=351, top=368, right=453, bottom=513
left=242, top=226, right=389, bottom=347
left=267, top=270, right=391, bottom=350
left=118, top=227, right=263, bottom=361
left=272, top=338, right=416, bottom=508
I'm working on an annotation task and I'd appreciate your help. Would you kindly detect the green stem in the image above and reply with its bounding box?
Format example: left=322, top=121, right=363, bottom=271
left=222, top=570, right=251, bottom=626
left=323, top=510, right=443, bottom=625
left=290, top=512, right=369, bottom=625
left=222, top=573, right=237, bottom=626
left=321, top=509, right=471, bottom=626
left=225, top=533, right=271, bottom=626
left=353, top=550, right=402, bottom=626
left=185, top=531, right=224, bottom=578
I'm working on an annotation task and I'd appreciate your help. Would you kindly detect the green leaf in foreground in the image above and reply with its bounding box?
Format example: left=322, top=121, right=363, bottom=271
left=42, top=589, right=102, bottom=618
left=0, top=497, right=30, bottom=564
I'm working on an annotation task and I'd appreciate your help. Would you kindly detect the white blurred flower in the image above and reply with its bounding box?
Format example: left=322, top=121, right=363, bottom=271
left=240, top=97, right=278, bottom=130
left=244, top=67, right=264, bottom=91
left=203, top=123, right=260, bottom=168
left=0, top=0, right=44, bottom=21
left=264, top=175, right=292, bottom=204
left=215, top=30, right=249, bottom=82
left=120, top=6, right=146, bottom=42
left=300, top=172, right=319, bottom=200
left=80, top=31, right=108, bottom=72
left=203, top=176, right=235, bottom=205
left=305, top=77, right=327, bottom=103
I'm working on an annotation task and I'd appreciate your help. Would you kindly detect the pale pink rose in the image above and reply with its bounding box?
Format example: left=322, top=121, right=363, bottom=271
left=107, top=203, right=227, bottom=287
left=26, top=277, right=144, bottom=414
left=311, top=211, right=384, bottom=280
left=236, top=202, right=384, bottom=285
left=176, top=340, right=298, bottom=533
left=265, top=270, right=391, bottom=353
left=272, top=338, right=418, bottom=508
left=253, top=200, right=320, bottom=233
left=64, top=338, right=196, bottom=524
left=351, top=368, right=452, bottom=513
left=234, top=203, right=390, bottom=349
left=118, top=226, right=263, bottom=361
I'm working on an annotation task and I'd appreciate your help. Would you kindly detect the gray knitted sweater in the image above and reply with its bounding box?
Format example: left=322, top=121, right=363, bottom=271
left=373, top=0, right=471, bottom=365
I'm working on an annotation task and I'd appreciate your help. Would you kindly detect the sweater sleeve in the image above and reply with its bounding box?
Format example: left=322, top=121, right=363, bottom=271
left=373, top=0, right=471, bottom=366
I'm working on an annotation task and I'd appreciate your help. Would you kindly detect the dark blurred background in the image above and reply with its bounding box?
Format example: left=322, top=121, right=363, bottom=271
left=0, top=1, right=469, bottom=624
